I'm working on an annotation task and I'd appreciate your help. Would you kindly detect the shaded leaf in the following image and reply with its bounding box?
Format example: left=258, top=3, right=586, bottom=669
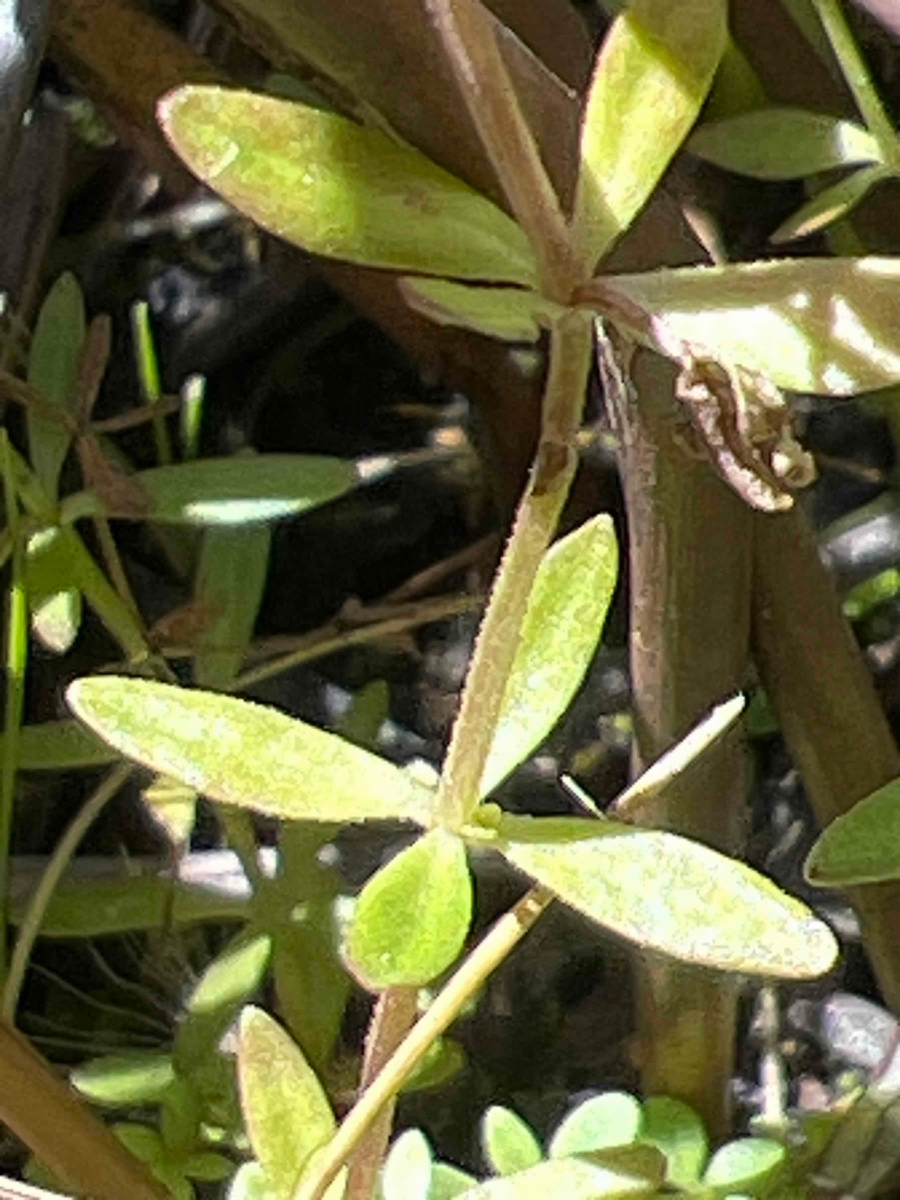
left=382, top=1129, right=433, bottom=1200
left=639, top=1096, right=707, bottom=1187
left=702, top=1138, right=785, bottom=1196
left=403, top=1037, right=465, bottom=1093
left=160, top=87, right=538, bottom=287
left=67, top=678, right=433, bottom=825
left=25, top=525, right=82, bottom=654
left=185, top=1152, right=235, bottom=1182
left=187, top=930, right=272, bottom=1015
left=346, top=829, right=471, bottom=988
left=399, top=279, right=561, bottom=343
left=142, top=775, right=198, bottom=846
left=805, top=776, right=900, bottom=885
left=7, top=719, right=116, bottom=771
left=194, top=522, right=271, bottom=689
left=273, top=912, right=350, bottom=1070
left=688, top=109, right=882, bottom=179
left=572, top=0, right=727, bottom=268
left=577, top=1146, right=665, bottom=1187
left=456, top=1155, right=656, bottom=1199
left=771, top=165, right=890, bottom=244
left=480, top=515, right=618, bottom=799
left=27, top=272, right=86, bottom=499
left=113, top=1123, right=164, bottom=1163
left=238, top=1006, right=335, bottom=1195
left=549, top=1092, right=641, bottom=1159
left=482, top=1106, right=543, bottom=1176
left=72, top=1054, right=175, bottom=1107
left=501, top=818, right=838, bottom=977
left=602, top=257, right=900, bottom=395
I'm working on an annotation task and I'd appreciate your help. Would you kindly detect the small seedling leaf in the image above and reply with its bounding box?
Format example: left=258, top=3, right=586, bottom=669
left=27, top=272, right=86, bottom=499
left=159, top=87, right=539, bottom=287
left=399, top=279, right=562, bottom=343
left=455, top=1155, right=655, bottom=1198
left=67, top=678, right=433, bottom=826
left=6, top=719, right=116, bottom=771
left=382, top=1129, right=433, bottom=1200
left=603, top=257, right=900, bottom=395
left=346, top=828, right=471, bottom=988
left=238, top=1006, right=335, bottom=1195
left=805, top=776, right=900, bottom=885
left=187, top=930, right=272, bottom=1015
left=502, top=819, right=838, bottom=977
left=482, top=1106, right=543, bottom=1176
left=702, top=1138, right=785, bottom=1196
left=480, top=515, right=618, bottom=799
left=71, top=1053, right=176, bottom=1106
left=639, top=1096, right=707, bottom=1187
left=549, top=1092, right=641, bottom=1159
left=688, top=109, right=882, bottom=179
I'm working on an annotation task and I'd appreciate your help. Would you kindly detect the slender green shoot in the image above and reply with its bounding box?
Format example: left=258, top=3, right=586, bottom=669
left=131, top=301, right=173, bottom=465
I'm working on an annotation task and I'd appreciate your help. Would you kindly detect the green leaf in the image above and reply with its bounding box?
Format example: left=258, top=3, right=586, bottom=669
left=482, top=1106, right=543, bottom=1176
left=142, top=775, right=198, bottom=846
left=688, top=109, right=882, bottom=179
left=549, top=1093, right=641, bottom=1159
left=431, top=1163, right=478, bottom=1199
left=273, top=912, right=350, bottom=1070
left=71, top=1053, right=176, bottom=1106
left=6, top=719, right=117, bottom=771
left=382, top=1130, right=433, bottom=1200
left=184, top=1152, right=235, bottom=1182
left=346, top=829, right=471, bottom=988
left=403, top=1037, right=465, bottom=1093
left=805, top=776, right=900, bottom=885
left=113, top=1123, right=165, bottom=1164
left=194, top=523, right=271, bottom=689
left=238, top=1006, right=335, bottom=1196
left=480, top=515, right=618, bottom=799
left=500, top=818, right=838, bottom=977
left=771, top=165, right=890, bottom=244
left=572, top=0, right=727, bottom=268
left=187, top=931, right=272, bottom=1015
left=455, top=1155, right=656, bottom=1199
left=702, top=1138, right=785, bottom=1196
left=228, top=1161, right=280, bottom=1200
left=25, top=525, right=82, bottom=654
left=159, top=87, right=538, bottom=287
left=67, top=678, right=433, bottom=825
left=27, top=272, right=86, bottom=499
left=604, top=257, right=900, bottom=395
left=398, top=280, right=562, bottom=343
left=639, top=1096, right=707, bottom=1187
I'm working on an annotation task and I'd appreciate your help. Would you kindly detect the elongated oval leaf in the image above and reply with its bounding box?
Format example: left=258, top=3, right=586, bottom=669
left=572, top=0, right=727, bottom=268
left=187, top=931, right=272, bottom=1015
left=6, top=719, right=117, bottom=771
left=346, top=829, right=471, bottom=988
left=771, top=165, right=890, bottom=244
left=501, top=819, right=838, bottom=977
left=238, top=1006, right=335, bottom=1195
left=194, top=523, right=271, bottom=689
left=72, top=1053, right=176, bottom=1107
left=805, top=777, right=900, bottom=885
left=159, top=87, right=539, bottom=287
left=67, top=678, right=433, bottom=826
left=702, top=1138, right=785, bottom=1196
left=399, top=279, right=562, bottom=343
left=482, top=1107, right=543, bottom=1177
left=639, top=1097, right=707, bottom=1188
left=480, top=515, right=618, bottom=799
left=603, top=257, right=900, bottom=395
left=456, top=1155, right=655, bottom=1199
left=549, top=1093, right=641, bottom=1159
left=688, top=110, right=882, bottom=179
left=25, top=525, right=83, bottom=654
left=382, top=1130, right=433, bottom=1200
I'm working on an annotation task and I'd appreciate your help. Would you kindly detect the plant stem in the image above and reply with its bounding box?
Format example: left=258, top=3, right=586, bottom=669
left=436, top=310, right=593, bottom=830
left=292, top=885, right=554, bottom=1200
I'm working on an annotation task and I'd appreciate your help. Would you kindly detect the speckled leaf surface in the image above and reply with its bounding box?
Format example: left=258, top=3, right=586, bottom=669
left=805, top=777, right=900, bottom=885
left=455, top=1155, right=655, bottom=1199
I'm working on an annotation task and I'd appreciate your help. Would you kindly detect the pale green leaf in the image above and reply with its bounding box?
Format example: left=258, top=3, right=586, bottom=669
left=604, top=257, right=900, bottom=395
left=805, top=776, right=900, bottom=885
left=187, top=931, right=272, bottom=1015
left=72, top=1053, right=175, bottom=1107
left=228, top=1161, right=280, bottom=1200
left=431, top=1164, right=478, bottom=1199
left=771, top=165, right=890, bottom=244
left=159, top=87, right=538, bottom=287
left=688, top=109, right=882, bottom=179
left=346, top=829, right=471, bottom=988
left=7, top=719, right=116, bottom=771
left=143, top=775, right=198, bottom=846
left=67, top=678, right=433, bottom=825
left=482, top=1107, right=543, bottom=1176
left=399, top=280, right=563, bottom=343
left=238, top=1006, right=335, bottom=1195
left=703, top=1139, right=785, bottom=1196
left=185, top=1152, right=235, bottom=1182
left=501, top=818, right=838, bottom=977
left=480, top=515, right=618, bottom=799
left=27, top=272, right=86, bottom=499
left=639, top=1096, right=707, bottom=1187
left=31, top=588, right=81, bottom=654
left=382, top=1130, right=433, bottom=1200
left=455, top=1155, right=656, bottom=1199
left=194, top=523, right=271, bottom=689
left=549, top=1093, right=641, bottom=1159
left=25, top=525, right=82, bottom=654
left=572, top=0, right=727, bottom=268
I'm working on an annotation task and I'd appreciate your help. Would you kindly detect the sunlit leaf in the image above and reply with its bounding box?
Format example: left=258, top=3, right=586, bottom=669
left=228, top=1161, right=280, bottom=1200
left=501, top=817, right=838, bottom=977
left=688, top=109, right=882, bottom=179
left=455, top=1155, right=656, bottom=1199
left=27, top=272, right=86, bottom=499
left=639, top=1097, right=707, bottom=1187
left=482, top=1106, right=543, bottom=1176
left=399, top=279, right=562, bottom=343
left=159, top=87, right=539, bottom=287
left=480, top=515, right=618, bottom=799
left=238, top=1006, right=335, bottom=1195
left=805, top=776, right=900, bottom=885
left=771, top=165, right=890, bottom=244
left=432, top=1163, right=478, bottom=1199
left=572, top=0, right=727, bottom=268
left=346, top=829, right=471, bottom=988
left=187, top=931, right=272, bottom=1015
left=194, top=523, right=271, bottom=689
left=142, top=775, right=198, bottom=846
left=549, top=1093, right=641, bottom=1159
left=702, top=1138, right=785, bottom=1196
left=67, top=678, right=433, bottom=825
left=25, top=525, right=82, bottom=654
left=4, top=719, right=116, bottom=771
left=599, top=257, right=900, bottom=395
left=71, top=1054, right=175, bottom=1107
left=382, top=1129, right=433, bottom=1200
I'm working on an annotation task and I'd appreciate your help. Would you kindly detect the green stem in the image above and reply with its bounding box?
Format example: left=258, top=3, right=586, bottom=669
left=436, top=310, right=593, bottom=830
left=292, top=885, right=553, bottom=1200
